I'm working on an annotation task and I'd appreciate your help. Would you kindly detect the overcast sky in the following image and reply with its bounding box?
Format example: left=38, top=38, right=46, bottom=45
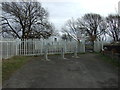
left=1, top=0, right=120, bottom=30
left=37, top=0, right=119, bottom=30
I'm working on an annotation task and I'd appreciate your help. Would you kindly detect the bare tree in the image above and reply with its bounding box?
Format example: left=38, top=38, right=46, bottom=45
left=62, top=18, right=83, bottom=41
left=61, top=33, right=72, bottom=41
left=105, top=14, right=120, bottom=41
left=77, top=13, right=104, bottom=41
left=62, top=18, right=85, bottom=52
left=77, top=13, right=104, bottom=50
left=1, top=1, right=54, bottom=39
left=97, top=20, right=109, bottom=41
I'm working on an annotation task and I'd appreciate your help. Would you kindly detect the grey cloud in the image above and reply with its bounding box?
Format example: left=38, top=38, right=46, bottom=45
left=41, top=1, right=118, bottom=30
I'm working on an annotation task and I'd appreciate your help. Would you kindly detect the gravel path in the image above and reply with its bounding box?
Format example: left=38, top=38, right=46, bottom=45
left=3, top=53, right=119, bottom=88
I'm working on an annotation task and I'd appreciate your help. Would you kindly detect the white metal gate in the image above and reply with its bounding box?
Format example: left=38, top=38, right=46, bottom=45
left=1, top=39, right=77, bottom=59
left=1, top=38, right=108, bottom=59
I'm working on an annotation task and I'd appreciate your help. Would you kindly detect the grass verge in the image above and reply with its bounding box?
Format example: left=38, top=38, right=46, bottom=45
left=2, top=56, right=32, bottom=82
left=98, top=53, right=120, bottom=67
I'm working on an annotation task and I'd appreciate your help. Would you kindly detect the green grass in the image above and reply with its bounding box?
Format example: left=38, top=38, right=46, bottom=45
left=2, top=56, right=32, bottom=82
left=47, top=52, right=86, bottom=56
left=99, top=53, right=120, bottom=67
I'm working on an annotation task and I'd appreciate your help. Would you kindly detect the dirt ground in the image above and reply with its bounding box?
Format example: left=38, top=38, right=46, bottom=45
left=3, top=53, right=119, bottom=88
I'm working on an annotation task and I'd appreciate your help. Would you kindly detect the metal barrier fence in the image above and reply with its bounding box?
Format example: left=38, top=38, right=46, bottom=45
left=1, top=39, right=77, bottom=59
left=0, top=38, right=108, bottom=59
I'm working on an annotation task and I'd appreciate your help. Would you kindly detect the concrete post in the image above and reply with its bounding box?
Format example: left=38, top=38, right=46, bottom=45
left=82, top=40, right=85, bottom=53
left=61, top=47, right=66, bottom=59
left=74, top=47, right=79, bottom=58
left=72, top=45, right=79, bottom=58
left=74, top=49, right=77, bottom=57
left=44, top=45, right=50, bottom=61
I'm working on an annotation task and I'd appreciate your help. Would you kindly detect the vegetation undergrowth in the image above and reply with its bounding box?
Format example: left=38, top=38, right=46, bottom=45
left=98, top=53, right=120, bottom=67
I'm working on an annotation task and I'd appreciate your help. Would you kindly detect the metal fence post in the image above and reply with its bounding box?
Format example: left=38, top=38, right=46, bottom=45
left=6, top=42, right=8, bottom=59
left=16, top=40, right=18, bottom=56
left=0, top=41, right=2, bottom=60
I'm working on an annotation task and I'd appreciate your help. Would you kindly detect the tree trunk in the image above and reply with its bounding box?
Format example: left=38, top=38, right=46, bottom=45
left=91, top=40, right=94, bottom=52
left=77, top=40, right=81, bottom=53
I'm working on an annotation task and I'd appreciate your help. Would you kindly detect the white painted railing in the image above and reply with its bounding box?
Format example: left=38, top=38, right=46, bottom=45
left=1, top=39, right=17, bottom=59
left=1, top=39, right=78, bottom=59
left=0, top=38, right=108, bottom=59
